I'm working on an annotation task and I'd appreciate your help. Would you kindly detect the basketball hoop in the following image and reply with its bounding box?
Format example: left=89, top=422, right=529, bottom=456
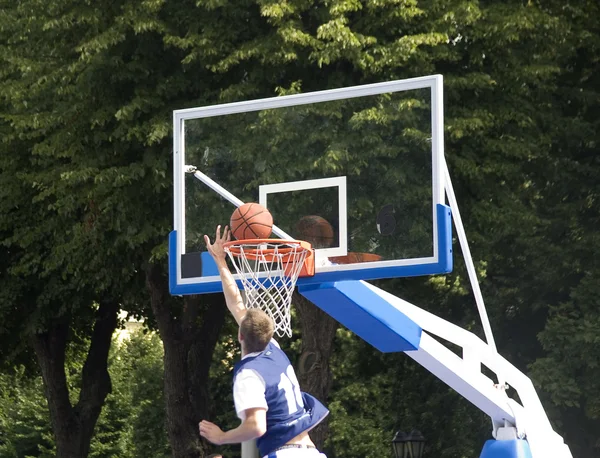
left=223, top=239, right=314, bottom=337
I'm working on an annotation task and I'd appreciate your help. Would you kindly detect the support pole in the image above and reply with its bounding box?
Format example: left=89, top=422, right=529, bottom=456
left=242, top=440, right=259, bottom=458
left=443, top=159, right=498, bottom=354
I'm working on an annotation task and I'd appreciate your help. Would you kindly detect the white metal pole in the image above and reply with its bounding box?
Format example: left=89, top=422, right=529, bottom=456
left=242, top=440, right=259, bottom=458
left=443, top=159, right=498, bottom=354
left=189, top=168, right=293, bottom=240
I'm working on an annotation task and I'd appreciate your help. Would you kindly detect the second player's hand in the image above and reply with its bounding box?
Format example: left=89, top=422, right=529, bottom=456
left=199, top=420, right=226, bottom=445
left=204, top=225, right=230, bottom=261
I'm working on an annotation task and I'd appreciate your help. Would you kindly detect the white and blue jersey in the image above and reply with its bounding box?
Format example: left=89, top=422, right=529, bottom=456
left=233, top=340, right=329, bottom=457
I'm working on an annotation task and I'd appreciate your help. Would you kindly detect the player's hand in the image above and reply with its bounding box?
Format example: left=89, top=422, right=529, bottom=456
left=204, top=225, right=230, bottom=260
left=199, top=419, right=225, bottom=445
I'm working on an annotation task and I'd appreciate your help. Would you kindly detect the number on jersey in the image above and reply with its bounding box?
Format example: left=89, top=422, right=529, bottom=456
left=277, top=365, right=304, bottom=414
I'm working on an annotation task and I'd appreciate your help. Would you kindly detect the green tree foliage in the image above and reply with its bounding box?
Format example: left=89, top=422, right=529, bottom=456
left=0, top=366, right=55, bottom=457
left=0, top=336, right=101, bottom=458
left=325, top=329, right=490, bottom=458
left=1, top=0, right=599, bottom=456
left=0, top=329, right=170, bottom=458
left=89, top=330, right=170, bottom=458
left=527, top=1, right=600, bottom=455
left=0, top=0, right=178, bottom=453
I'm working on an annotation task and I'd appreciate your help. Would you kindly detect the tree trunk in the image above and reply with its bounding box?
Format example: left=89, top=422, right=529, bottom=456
left=188, top=294, right=227, bottom=422
left=31, top=300, right=118, bottom=458
left=293, top=292, right=338, bottom=451
left=146, top=262, right=226, bottom=458
left=163, top=335, right=205, bottom=457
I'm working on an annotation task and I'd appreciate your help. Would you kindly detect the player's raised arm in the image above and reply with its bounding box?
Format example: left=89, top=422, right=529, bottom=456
left=204, top=225, right=246, bottom=326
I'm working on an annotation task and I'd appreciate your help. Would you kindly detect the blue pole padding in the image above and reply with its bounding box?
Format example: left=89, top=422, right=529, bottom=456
left=479, top=439, right=533, bottom=458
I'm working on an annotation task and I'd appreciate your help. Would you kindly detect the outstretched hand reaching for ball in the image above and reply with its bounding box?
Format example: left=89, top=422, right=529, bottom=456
left=204, top=225, right=230, bottom=261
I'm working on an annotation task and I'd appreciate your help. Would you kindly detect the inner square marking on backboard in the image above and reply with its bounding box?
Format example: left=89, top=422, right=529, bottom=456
left=259, top=176, right=348, bottom=262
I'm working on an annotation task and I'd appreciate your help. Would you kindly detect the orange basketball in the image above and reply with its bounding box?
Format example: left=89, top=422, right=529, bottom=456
left=230, top=203, right=273, bottom=240
left=295, top=215, right=335, bottom=248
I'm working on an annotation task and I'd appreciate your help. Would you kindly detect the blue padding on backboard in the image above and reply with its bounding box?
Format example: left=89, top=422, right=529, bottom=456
left=172, top=279, right=231, bottom=295
left=169, top=230, right=242, bottom=295
left=200, top=252, right=219, bottom=277
left=298, top=280, right=422, bottom=352
left=479, top=440, right=533, bottom=458
left=169, top=204, right=452, bottom=295
left=169, top=230, right=178, bottom=294
left=436, top=203, right=453, bottom=273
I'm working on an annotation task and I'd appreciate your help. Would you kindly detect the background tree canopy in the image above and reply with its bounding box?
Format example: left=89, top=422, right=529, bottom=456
left=0, top=0, right=598, bottom=457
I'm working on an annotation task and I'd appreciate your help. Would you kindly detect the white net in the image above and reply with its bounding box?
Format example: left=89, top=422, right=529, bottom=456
left=224, top=240, right=310, bottom=337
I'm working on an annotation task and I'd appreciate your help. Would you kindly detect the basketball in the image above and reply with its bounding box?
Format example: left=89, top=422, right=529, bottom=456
left=295, top=215, right=335, bottom=248
left=230, top=203, right=273, bottom=240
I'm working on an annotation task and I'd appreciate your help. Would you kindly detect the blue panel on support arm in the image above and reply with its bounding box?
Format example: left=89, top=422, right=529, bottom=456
left=298, top=280, right=422, bottom=352
left=479, top=439, right=533, bottom=458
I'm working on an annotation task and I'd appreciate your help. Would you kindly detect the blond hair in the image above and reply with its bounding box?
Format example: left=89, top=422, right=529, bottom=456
left=240, top=309, right=274, bottom=353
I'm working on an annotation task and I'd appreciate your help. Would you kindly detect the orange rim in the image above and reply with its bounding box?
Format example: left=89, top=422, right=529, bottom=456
left=223, top=239, right=312, bottom=261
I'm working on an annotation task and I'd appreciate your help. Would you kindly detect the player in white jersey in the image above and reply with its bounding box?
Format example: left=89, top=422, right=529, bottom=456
left=199, top=226, right=328, bottom=458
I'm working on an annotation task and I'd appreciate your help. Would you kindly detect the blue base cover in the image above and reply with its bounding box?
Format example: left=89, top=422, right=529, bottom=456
left=298, top=280, right=421, bottom=352
left=479, top=439, right=533, bottom=458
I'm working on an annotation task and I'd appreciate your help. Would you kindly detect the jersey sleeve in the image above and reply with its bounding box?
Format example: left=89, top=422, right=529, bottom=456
left=233, top=368, right=268, bottom=419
